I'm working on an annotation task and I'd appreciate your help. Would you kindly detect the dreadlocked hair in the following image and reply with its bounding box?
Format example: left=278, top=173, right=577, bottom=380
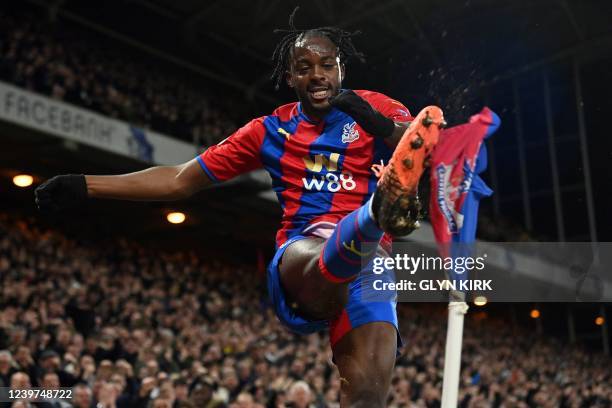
left=270, top=7, right=365, bottom=90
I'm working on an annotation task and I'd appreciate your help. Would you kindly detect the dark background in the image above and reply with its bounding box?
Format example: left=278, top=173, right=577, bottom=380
left=3, top=0, right=611, bottom=244
left=1, top=0, right=611, bottom=349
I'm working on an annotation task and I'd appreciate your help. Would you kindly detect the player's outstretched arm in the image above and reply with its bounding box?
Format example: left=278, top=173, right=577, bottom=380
left=86, top=158, right=209, bottom=200
left=329, top=90, right=410, bottom=148
left=35, top=158, right=210, bottom=212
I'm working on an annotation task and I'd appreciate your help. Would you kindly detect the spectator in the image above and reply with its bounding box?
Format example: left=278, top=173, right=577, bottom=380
left=10, top=372, right=31, bottom=390
left=0, top=350, right=15, bottom=387
left=0, top=213, right=610, bottom=407
left=287, top=381, right=314, bottom=408
left=0, top=6, right=238, bottom=145
left=72, top=383, right=93, bottom=408
left=40, top=372, right=71, bottom=407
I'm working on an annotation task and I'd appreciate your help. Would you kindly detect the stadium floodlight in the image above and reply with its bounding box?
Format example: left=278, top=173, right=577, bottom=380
left=530, top=309, right=541, bottom=319
left=13, top=174, right=33, bottom=187
left=595, top=316, right=605, bottom=326
left=166, top=212, right=186, bottom=224
left=473, top=296, right=487, bottom=306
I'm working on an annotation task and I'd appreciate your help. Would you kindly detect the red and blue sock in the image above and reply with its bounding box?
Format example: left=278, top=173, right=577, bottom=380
left=319, top=198, right=384, bottom=283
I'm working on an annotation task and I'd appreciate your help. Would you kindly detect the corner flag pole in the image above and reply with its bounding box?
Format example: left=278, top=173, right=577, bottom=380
left=430, top=108, right=500, bottom=408
left=442, top=165, right=493, bottom=408
left=441, top=289, right=470, bottom=407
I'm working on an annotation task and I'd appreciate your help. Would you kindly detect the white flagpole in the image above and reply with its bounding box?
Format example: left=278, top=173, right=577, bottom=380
left=441, top=290, right=469, bottom=408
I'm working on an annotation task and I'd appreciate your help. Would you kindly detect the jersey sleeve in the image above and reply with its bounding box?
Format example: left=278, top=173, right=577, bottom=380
left=357, top=90, right=413, bottom=123
left=197, top=117, right=266, bottom=182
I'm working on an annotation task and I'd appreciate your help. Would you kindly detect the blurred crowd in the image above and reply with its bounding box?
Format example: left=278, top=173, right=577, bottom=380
left=0, top=8, right=237, bottom=146
left=478, top=213, right=536, bottom=242
left=477, top=214, right=536, bottom=243
left=1, top=212, right=610, bottom=408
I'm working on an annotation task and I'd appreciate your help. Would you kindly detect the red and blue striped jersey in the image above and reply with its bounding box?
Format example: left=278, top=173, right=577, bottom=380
left=197, top=90, right=412, bottom=247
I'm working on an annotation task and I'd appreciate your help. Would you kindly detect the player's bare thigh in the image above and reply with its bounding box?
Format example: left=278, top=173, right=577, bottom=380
left=278, top=237, right=350, bottom=321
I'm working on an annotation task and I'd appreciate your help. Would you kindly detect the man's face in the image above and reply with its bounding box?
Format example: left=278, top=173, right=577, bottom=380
left=10, top=372, right=30, bottom=389
left=73, top=386, right=92, bottom=407
left=0, top=354, right=10, bottom=373
left=286, top=34, right=344, bottom=119
left=41, top=356, right=60, bottom=371
left=175, top=384, right=188, bottom=400
left=190, top=385, right=212, bottom=406
left=235, top=392, right=254, bottom=408
left=42, top=373, right=60, bottom=389
left=15, top=347, right=30, bottom=364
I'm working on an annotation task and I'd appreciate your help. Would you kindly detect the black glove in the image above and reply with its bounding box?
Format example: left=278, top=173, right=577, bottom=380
left=34, top=174, right=88, bottom=213
left=329, top=90, right=396, bottom=138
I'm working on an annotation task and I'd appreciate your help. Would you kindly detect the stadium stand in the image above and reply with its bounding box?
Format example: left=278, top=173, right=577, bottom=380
left=1, top=214, right=610, bottom=407
left=0, top=5, right=547, bottom=244
left=1, top=2, right=610, bottom=407
left=0, top=8, right=237, bottom=146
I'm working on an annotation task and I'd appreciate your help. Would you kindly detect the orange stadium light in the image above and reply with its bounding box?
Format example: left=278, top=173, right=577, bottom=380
left=166, top=212, right=186, bottom=224
left=473, top=296, right=487, bottom=306
left=13, top=174, right=33, bottom=188
left=530, top=309, right=541, bottom=319
left=595, top=316, right=605, bottom=326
